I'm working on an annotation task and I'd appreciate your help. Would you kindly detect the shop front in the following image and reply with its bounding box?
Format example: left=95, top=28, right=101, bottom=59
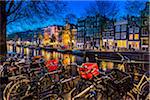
left=102, top=39, right=114, bottom=50
left=116, top=40, right=127, bottom=49
left=141, top=37, right=149, bottom=51
left=108, top=39, right=114, bottom=50
left=128, top=41, right=140, bottom=50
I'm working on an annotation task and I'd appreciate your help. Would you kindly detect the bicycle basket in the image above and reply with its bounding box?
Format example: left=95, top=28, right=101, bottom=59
left=45, top=59, right=59, bottom=72
left=107, top=69, right=133, bottom=93
left=79, top=63, right=100, bottom=80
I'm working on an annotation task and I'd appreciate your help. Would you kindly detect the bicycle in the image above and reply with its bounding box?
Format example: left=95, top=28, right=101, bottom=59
left=71, top=62, right=132, bottom=100
left=96, top=53, right=150, bottom=100
left=3, top=74, right=28, bottom=100
left=116, top=53, right=150, bottom=100
left=124, top=71, right=150, bottom=100
left=4, top=56, right=80, bottom=100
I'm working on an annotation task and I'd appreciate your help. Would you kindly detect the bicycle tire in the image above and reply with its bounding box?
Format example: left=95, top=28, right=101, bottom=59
left=145, top=93, right=150, bottom=100
left=3, top=75, right=28, bottom=100
left=3, top=81, right=13, bottom=100
left=40, top=94, right=59, bottom=100
left=7, top=79, right=30, bottom=100
left=122, top=92, right=135, bottom=100
left=39, top=73, right=54, bottom=92
left=139, top=81, right=150, bottom=100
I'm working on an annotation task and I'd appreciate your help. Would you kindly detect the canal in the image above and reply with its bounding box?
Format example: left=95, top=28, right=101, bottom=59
left=7, top=44, right=149, bottom=71
left=7, top=45, right=87, bottom=65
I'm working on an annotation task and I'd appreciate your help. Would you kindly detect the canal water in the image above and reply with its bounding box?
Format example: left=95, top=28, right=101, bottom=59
left=7, top=45, right=86, bottom=65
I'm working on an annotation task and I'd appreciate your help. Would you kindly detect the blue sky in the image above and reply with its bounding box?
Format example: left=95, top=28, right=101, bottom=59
left=7, top=0, right=147, bottom=34
left=7, top=1, right=92, bottom=34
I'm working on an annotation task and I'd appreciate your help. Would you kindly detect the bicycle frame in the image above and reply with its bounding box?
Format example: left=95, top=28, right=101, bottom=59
left=127, top=74, right=150, bottom=100
left=72, top=84, right=94, bottom=100
left=133, top=74, right=150, bottom=93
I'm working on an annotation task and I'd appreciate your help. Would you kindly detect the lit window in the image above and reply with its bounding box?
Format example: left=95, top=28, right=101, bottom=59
left=134, top=34, right=139, bottom=40
left=129, top=34, right=133, bottom=40
left=142, top=39, right=148, bottom=45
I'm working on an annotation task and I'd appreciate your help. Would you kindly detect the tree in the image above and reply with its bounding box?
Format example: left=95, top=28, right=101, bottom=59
left=125, top=0, right=146, bottom=17
left=84, top=1, right=119, bottom=19
left=0, top=0, right=67, bottom=58
left=65, top=13, right=77, bottom=24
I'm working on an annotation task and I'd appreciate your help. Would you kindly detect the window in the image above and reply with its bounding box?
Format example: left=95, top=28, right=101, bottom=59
left=110, top=31, right=114, bottom=36
left=117, top=40, right=127, bottom=48
left=121, top=32, right=126, bottom=39
left=129, top=28, right=133, bottom=33
left=142, top=39, right=148, bottom=45
left=121, top=25, right=127, bottom=31
left=106, top=32, right=110, bottom=37
left=102, top=32, right=106, bottom=37
left=129, top=34, right=133, bottom=40
left=134, top=34, right=139, bottom=40
left=115, top=25, right=120, bottom=32
left=115, top=33, right=120, bottom=39
left=142, top=28, right=148, bottom=36
left=143, top=19, right=148, bottom=26
left=135, top=27, right=139, bottom=33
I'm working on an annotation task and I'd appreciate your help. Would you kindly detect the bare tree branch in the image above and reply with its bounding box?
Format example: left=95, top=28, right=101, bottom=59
left=125, top=0, right=146, bottom=16
left=84, top=1, right=118, bottom=20
left=6, top=0, right=14, bottom=15
left=7, top=1, right=23, bottom=16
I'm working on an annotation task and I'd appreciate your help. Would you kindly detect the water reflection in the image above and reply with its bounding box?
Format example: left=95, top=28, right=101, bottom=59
left=24, top=48, right=30, bottom=56
left=8, top=45, right=84, bottom=65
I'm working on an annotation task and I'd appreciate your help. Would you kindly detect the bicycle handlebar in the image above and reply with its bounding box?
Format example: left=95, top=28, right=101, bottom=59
left=95, top=53, right=149, bottom=64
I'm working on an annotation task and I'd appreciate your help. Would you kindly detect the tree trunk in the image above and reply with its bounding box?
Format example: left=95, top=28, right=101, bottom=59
left=0, top=1, right=7, bottom=59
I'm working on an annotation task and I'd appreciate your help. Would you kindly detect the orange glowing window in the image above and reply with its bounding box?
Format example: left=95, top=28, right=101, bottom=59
left=134, top=34, right=139, bottom=40
left=129, top=34, right=133, bottom=40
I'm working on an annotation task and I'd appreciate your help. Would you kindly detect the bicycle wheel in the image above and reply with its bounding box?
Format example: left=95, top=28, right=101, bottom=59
left=3, top=81, right=13, bottom=100
left=7, top=79, right=30, bottom=100
left=122, top=92, right=135, bottom=100
left=40, top=94, right=60, bottom=100
left=39, top=74, right=54, bottom=92
left=3, top=75, right=28, bottom=100
left=145, top=93, right=150, bottom=100
left=71, top=79, right=88, bottom=97
left=140, top=81, right=150, bottom=100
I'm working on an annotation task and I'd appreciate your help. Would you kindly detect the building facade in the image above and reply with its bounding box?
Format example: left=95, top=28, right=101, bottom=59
left=62, top=23, right=77, bottom=49
left=102, top=20, right=114, bottom=50
left=140, top=2, right=149, bottom=51
left=114, top=20, right=128, bottom=50
left=43, top=25, right=63, bottom=46
left=77, top=18, right=85, bottom=49
left=77, top=14, right=102, bottom=49
left=128, top=16, right=140, bottom=50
